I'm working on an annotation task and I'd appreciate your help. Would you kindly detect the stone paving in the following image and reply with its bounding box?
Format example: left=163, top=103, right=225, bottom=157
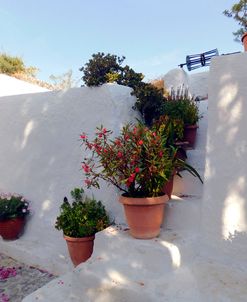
left=0, top=253, right=56, bottom=302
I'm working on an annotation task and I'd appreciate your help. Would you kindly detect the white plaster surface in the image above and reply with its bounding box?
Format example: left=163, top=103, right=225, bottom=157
left=0, top=83, right=139, bottom=274
left=24, top=55, right=247, bottom=301
left=201, top=52, right=247, bottom=271
left=0, top=74, right=49, bottom=96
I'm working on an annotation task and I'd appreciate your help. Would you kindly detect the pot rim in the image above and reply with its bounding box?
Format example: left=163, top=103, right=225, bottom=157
left=241, top=32, right=247, bottom=42
left=63, top=234, right=95, bottom=242
left=184, top=124, right=198, bottom=129
left=119, top=194, right=169, bottom=206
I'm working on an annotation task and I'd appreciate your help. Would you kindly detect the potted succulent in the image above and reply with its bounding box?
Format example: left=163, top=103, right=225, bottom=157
left=55, top=188, right=110, bottom=266
left=161, top=86, right=201, bottom=148
left=80, top=122, right=174, bottom=239
left=0, top=192, right=30, bottom=240
left=223, top=0, right=247, bottom=51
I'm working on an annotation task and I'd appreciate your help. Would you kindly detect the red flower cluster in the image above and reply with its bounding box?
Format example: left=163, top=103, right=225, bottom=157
left=80, top=123, right=173, bottom=197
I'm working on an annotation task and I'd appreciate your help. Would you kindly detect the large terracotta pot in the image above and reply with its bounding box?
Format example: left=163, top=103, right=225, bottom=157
left=242, top=32, right=247, bottom=52
left=183, top=124, right=198, bottom=148
left=0, top=217, right=25, bottom=240
left=64, top=235, right=95, bottom=267
left=119, top=194, right=169, bottom=239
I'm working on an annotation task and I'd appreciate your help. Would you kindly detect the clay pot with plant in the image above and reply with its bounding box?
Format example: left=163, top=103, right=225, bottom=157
left=152, top=115, right=203, bottom=198
left=55, top=188, right=110, bottom=266
left=161, top=86, right=201, bottom=148
left=0, top=193, right=30, bottom=240
left=223, top=0, right=247, bottom=51
left=80, top=123, right=174, bottom=239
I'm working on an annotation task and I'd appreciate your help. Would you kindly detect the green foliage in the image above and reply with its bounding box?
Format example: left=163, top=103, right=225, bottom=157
left=0, top=193, right=30, bottom=220
left=55, top=188, right=110, bottom=238
left=79, top=52, right=125, bottom=86
left=152, top=115, right=184, bottom=146
left=161, top=87, right=200, bottom=125
left=80, top=52, right=164, bottom=125
left=132, top=82, right=166, bottom=126
left=0, top=53, right=25, bottom=75
left=80, top=123, right=173, bottom=198
left=223, top=0, right=247, bottom=41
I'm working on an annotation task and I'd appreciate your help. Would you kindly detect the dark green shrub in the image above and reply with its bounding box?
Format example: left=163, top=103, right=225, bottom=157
left=0, top=193, right=30, bottom=220
left=55, top=188, right=110, bottom=238
left=79, top=52, right=125, bottom=86
left=132, top=82, right=166, bottom=126
left=80, top=52, right=166, bottom=125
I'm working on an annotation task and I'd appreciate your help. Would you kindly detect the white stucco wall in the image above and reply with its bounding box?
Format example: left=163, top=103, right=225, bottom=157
left=0, top=74, right=49, bottom=96
left=201, top=52, right=247, bottom=271
left=0, top=84, right=139, bottom=273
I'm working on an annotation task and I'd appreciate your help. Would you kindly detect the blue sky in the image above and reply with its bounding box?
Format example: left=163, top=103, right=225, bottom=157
left=0, top=0, right=242, bottom=85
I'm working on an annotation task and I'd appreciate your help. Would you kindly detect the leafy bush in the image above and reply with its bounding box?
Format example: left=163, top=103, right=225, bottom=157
left=161, top=86, right=200, bottom=125
left=80, top=123, right=173, bottom=198
left=223, top=0, right=247, bottom=41
left=0, top=53, right=25, bottom=75
left=79, top=52, right=125, bottom=86
left=79, top=52, right=164, bottom=125
left=55, top=188, right=110, bottom=238
left=0, top=193, right=30, bottom=220
left=132, top=82, right=166, bottom=126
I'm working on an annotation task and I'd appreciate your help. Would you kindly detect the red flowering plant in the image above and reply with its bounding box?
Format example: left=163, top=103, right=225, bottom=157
left=80, top=123, right=173, bottom=198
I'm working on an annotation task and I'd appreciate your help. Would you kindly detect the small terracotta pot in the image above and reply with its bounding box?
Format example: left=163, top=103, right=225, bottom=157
left=241, top=32, right=247, bottom=52
left=0, top=217, right=26, bottom=240
left=163, top=171, right=176, bottom=199
left=119, top=194, right=169, bottom=239
left=64, top=235, right=95, bottom=267
left=183, top=124, right=198, bottom=148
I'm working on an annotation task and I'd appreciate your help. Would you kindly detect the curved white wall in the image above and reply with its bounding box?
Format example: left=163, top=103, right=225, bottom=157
left=0, top=74, right=49, bottom=96
left=0, top=83, right=139, bottom=273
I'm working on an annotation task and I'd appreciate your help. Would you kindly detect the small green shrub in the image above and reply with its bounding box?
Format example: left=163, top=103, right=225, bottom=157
left=161, top=86, right=201, bottom=125
left=55, top=188, right=110, bottom=238
left=0, top=53, right=25, bottom=75
left=0, top=193, right=30, bottom=220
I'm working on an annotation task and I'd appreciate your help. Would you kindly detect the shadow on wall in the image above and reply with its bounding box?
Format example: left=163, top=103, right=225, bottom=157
left=0, top=85, right=137, bottom=238
left=203, top=54, right=247, bottom=267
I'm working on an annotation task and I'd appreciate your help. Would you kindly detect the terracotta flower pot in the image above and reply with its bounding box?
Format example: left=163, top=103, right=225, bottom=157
left=163, top=171, right=176, bottom=199
left=119, top=194, right=169, bottom=239
left=0, top=217, right=26, bottom=240
left=183, top=124, right=198, bottom=148
left=64, top=234, right=95, bottom=266
left=241, top=32, right=247, bottom=52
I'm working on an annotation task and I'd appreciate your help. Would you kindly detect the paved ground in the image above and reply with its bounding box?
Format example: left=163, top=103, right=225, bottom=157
left=0, top=253, right=56, bottom=302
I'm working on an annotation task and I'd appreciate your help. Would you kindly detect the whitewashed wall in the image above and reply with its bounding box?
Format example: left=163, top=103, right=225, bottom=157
left=201, top=52, right=247, bottom=271
left=0, top=84, right=139, bottom=273
left=0, top=74, right=49, bottom=96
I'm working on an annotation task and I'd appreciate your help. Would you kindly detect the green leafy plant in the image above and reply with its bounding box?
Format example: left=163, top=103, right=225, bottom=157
left=79, top=52, right=126, bottom=86
left=0, top=193, right=30, bottom=221
left=152, top=117, right=203, bottom=183
left=223, top=0, right=247, bottom=42
left=80, top=123, right=173, bottom=198
left=79, top=52, right=165, bottom=125
left=55, top=188, right=110, bottom=238
left=161, top=86, right=201, bottom=126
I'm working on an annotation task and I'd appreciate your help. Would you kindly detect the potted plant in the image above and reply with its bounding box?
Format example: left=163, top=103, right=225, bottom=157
left=0, top=192, right=30, bottom=240
left=223, top=0, right=247, bottom=50
left=152, top=115, right=203, bottom=198
left=80, top=122, right=175, bottom=239
left=161, top=86, right=201, bottom=148
left=55, top=188, right=110, bottom=266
